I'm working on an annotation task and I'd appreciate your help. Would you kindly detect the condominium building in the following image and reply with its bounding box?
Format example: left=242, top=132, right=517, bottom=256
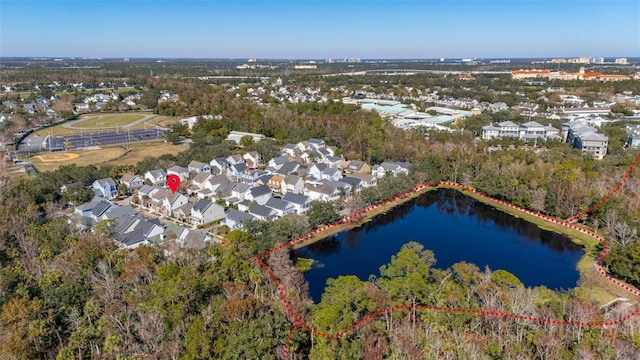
left=482, top=121, right=560, bottom=140
left=562, top=121, right=608, bottom=160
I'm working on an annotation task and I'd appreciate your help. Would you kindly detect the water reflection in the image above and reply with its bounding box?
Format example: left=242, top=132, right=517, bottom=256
left=294, top=189, right=584, bottom=302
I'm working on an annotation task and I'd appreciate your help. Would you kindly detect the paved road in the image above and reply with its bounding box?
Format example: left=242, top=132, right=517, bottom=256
left=62, top=114, right=158, bottom=130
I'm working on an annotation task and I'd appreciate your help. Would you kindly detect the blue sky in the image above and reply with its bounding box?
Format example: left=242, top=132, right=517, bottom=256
left=1, top=0, right=638, bottom=58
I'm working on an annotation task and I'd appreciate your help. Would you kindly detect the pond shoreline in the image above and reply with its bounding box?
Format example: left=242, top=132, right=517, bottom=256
left=291, top=184, right=631, bottom=305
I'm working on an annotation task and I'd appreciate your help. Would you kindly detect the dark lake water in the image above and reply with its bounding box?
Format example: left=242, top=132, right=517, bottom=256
left=293, top=189, right=584, bottom=303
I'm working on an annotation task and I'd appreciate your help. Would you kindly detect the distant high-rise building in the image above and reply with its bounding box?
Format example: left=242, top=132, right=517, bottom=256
left=591, top=57, right=605, bottom=64
left=615, top=58, right=628, bottom=65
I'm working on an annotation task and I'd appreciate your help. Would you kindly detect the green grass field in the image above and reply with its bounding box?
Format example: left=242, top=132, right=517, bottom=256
left=72, top=114, right=146, bottom=128
left=34, top=112, right=176, bottom=136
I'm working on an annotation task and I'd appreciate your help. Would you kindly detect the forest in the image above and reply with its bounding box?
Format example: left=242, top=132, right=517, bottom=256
left=1, top=76, right=640, bottom=359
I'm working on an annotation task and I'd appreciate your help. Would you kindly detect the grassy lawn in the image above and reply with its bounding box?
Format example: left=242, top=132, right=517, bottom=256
left=156, top=116, right=182, bottom=127
left=28, top=140, right=187, bottom=172
left=292, top=184, right=630, bottom=306
left=30, top=147, right=127, bottom=172
left=72, top=113, right=146, bottom=128
left=34, top=112, right=164, bottom=136
left=103, top=141, right=188, bottom=166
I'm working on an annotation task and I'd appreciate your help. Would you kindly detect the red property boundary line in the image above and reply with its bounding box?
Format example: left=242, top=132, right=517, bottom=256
left=254, top=153, right=640, bottom=358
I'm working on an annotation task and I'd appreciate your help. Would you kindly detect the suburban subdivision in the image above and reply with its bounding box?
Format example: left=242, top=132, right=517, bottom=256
left=2, top=1, right=640, bottom=357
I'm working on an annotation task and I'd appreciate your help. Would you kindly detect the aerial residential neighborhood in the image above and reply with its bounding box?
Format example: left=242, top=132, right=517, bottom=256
left=65, top=134, right=412, bottom=249
left=1, top=1, right=640, bottom=358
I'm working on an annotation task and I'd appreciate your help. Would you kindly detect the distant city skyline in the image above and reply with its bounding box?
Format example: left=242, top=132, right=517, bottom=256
left=1, top=0, right=639, bottom=59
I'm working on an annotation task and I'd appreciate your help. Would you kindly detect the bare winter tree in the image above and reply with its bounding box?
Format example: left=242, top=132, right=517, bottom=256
left=614, top=222, right=637, bottom=246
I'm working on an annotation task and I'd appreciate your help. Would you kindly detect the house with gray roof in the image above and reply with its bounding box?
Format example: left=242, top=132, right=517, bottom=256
left=246, top=185, right=272, bottom=205
left=75, top=199, right=113, bottom=222
left=191, top=171, right=213, bottom=188
left=309, top=163, right=328, bottom=178
left=372, top=162, right=411, bottom=178
left=223, top=209, right=256, bottom=230
left=228, top=183, right=252, bottom=202
left=226, top=154, right=245, bottom=166
left=161, top=192, right=189, bottom=216
left=115, top=215, right=164, bottom=249
left=265, top=197, right=295, bottom=218
left=137, top=185, right=159, bottom=199
left=308, top=138, right=326, bottom=149
left=177, top=228, right=211, bottom=249
left=190, top=199, right=225, bottom=225
left=341, top=176, right=364, bottom=192
left=284, top=175, right=304, bottom=194
left=275, top=161, right=301, bottom=176
left=92, top=178, right=117, bottom=199
left=282, top=143, right=298, bottom=157
left=227, top=163, right=248, bottom=181
left=248, top=203, right=277, bottom=221
left=267, top=155, right=289, bottom=171
left=488, top=102, right=509, bottom=113
left=173, top=202, right=194, bottom=223
left=209, top=157, right=229, bottom=172
left=187, top=160, right=211, bottom=175
left=120, top=174, right=144, bottom=192
left=144, top=169, right=167, bottom=186
left=75, top=199, right=108, bottom=219
left=282, top=193, right=311, bottom=214
left=320, top=167, right=342, bottom=181
left=305, top=183, right=340, bottom=202
left=348, top=172, right=377, bottom=188
left=201, top=175, right=235, bottom=199
left=101, top=205, right=135, bottom=221
left=167, top=165, right=189, bottom=181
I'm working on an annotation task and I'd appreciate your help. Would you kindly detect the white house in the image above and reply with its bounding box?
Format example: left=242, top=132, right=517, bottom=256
left=372, top=162, right=410, bottom=178
left=144, top=169, right=167, bottom=186
left=224, top=209, right=256, bottom=230
left=305, top=184, right=340, bottom=202
left=347, top=172, right=377, bottom=188
left=120, top=174, right=144, bottom=192
left=187, top=160, right=211, bottom=174
left=191, top=172, right=213, bottom=189
left=245, top=185, right=272, bottom=205
left=162, top=192, right=189, bottom=216
left=226, top=154, right=245, bottom=166
left=209, top=157, right=229, bottom=173
left=167, top=165, right=189, bottom=181
left=265, top=197, right=295, bottom=218
left=248, top=203, right=277, bottom=221
left=243, top=151, right=262, bottom=169
left=190, top=199, right=225, bottom=225
left=283, top=193, right=311, bottom=214
left=92, top=178, right=117, bottom=199
left=283, top=175, right=304, bottom=194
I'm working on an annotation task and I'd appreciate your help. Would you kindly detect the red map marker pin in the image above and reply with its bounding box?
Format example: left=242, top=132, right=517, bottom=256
left=167, top=174, right=180, bottom=194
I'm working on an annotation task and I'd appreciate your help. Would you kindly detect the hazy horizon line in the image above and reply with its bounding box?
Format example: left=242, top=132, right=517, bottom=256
left=1, top=56, right=638, bottom=61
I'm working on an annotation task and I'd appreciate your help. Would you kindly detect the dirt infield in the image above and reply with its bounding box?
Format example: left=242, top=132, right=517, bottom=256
left=34, top=152, right=80, bottom=162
